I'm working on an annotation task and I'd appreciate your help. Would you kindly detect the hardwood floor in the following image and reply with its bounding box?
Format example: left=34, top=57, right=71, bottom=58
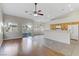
left=0, top=37, right=64, bottom=56
left=0, top=40, right=3, bottom=47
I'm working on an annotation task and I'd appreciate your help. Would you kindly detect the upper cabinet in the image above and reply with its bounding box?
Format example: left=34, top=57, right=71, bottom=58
left=50, top=21, right=79, bottom=30
left=50, top=24, right=56, bottom=30
left=61, top=24, right=68, bottom=30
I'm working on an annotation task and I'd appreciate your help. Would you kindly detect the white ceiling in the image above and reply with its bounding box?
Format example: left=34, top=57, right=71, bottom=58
left=1, top=3, right=79, bottom=22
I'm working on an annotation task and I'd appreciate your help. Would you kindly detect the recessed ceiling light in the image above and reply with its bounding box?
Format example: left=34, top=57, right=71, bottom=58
left=68, top=4, right=73, bottom=11
left=68, top=4, right=71, bottom=8
left=25, top=11, right=28, bottom=13
left=61, top=9, right=64, bottom=11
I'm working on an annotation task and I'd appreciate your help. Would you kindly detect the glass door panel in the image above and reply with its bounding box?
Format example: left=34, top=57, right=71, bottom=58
left=3, top=15, right=22, bottom=40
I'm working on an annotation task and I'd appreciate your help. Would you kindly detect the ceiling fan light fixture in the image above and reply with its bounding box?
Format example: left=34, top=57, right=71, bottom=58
left=34, top=13, right=38, bottom=16
left=25, top=3, right=44, bottom=16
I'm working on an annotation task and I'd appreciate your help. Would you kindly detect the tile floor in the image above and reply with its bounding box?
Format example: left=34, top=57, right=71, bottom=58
left=44, top=38, right=79, bottom=56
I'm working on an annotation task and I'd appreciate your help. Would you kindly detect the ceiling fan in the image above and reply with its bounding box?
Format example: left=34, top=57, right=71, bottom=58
left=25, top=3, right=44, bottom=16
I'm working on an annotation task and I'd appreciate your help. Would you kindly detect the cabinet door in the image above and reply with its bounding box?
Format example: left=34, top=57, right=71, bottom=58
left=61, top=24, right=68, bottom=30
left=50, top=24, right=56, bottom=30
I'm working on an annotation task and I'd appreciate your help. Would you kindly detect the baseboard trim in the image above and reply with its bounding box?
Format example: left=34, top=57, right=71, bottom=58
left=3, top=38, right=22, bottom=40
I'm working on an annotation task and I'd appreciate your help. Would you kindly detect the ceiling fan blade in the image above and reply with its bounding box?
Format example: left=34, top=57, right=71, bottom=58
left=38, top=10, right=42, bottom=12
left=38, top=13, right=44, bottom=16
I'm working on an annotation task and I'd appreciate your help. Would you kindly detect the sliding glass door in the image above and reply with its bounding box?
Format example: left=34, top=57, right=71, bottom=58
left=3, top=15, right=23, bottom=40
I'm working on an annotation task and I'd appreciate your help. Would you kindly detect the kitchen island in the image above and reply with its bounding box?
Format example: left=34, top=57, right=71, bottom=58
left=44, top=30, right=70, bottom=44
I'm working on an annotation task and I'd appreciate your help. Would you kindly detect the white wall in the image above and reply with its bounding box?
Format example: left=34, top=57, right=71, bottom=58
left=3, top=14, right=34, bottom=40
left=50, top=11, right=79, bottom=24
left=49, top=12, right=79, bottom=41
left=0, top=5, right=3, bottom=40
left=41, top=12, right=79, bottom=44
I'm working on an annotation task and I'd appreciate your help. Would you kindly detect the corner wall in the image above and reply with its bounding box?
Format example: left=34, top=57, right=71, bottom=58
left=3, top=14, right=34, bottom=40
